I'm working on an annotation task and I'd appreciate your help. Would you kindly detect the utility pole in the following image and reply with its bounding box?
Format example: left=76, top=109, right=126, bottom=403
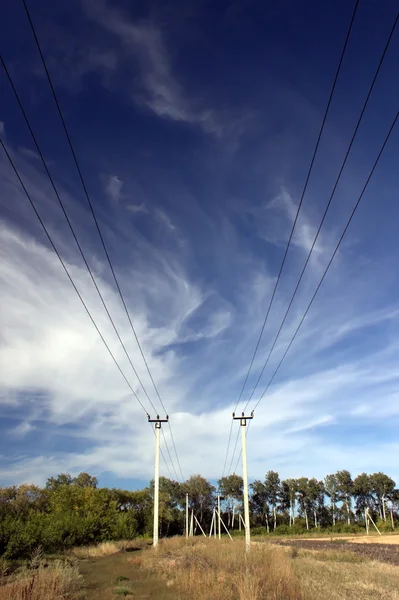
left=217, top=492, right=221, bottom=539
left=186, top=493, right=189, bottom=539
left=233, top=411, right=254, bottom=553
left=148, top=414, right=169, bottom=549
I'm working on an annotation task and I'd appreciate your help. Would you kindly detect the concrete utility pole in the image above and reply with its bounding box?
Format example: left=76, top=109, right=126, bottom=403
left=217, top=493, right=221, bottom=539
left=233, top=411, right=254, bottom=553
left=148, top=414, right=169, bottom=549
left=186, top=493, right=189, bottom=539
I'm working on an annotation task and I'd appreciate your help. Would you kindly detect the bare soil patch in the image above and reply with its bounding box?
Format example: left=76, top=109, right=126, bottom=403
left=291, top=534, right=399, bottom=545
left=274, top=538, right=399, bottom=566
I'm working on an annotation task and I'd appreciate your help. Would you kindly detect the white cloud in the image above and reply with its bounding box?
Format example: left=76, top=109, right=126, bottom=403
left=126, top=202, right=147, bottom=214
left=18, top=147, right=41, bottom=161
left=1, top=141, right=399, bottom=487
left=263, top=188, right=327, bottom=256
left=82, top=0, right=253, bottom=141
left=105, top=174, right=123, bottom=202
left=155, top=208, right=176, bottom=231
left=11, top=422, right=34, bottom=437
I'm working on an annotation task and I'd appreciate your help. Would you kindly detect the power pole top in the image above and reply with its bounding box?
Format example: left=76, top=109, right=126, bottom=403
left=232, top=411, right=254, bottom=426
left=148, top=415, right=169, bottom=428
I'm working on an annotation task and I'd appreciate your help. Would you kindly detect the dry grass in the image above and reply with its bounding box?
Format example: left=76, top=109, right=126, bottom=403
left=138, top=537, right=399, bottom=600
left=71, top=539, right=143, bottom=559
left=294, top=548, right=399, bottom=599
left=71, top=541, right=120, bottom=559
left=140, top=537, right=302, bottom=600
left=0, top=560, right=82, bottom=600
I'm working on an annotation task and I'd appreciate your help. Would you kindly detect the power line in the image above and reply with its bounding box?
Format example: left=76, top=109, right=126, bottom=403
left=241, top=8, right=399, bottom=413
left=20, top=0, right=184, bottom=482
left=0, top=136, right=173, bottom=477
left=221, top=0, right=360, bottom=479
left=252, top=110, right=398, bottom=411
left=231, top=109, right=398, bottom=470
left=0, top=54, right=181, bottom=484
left=227, top=13, right=399, bottom=473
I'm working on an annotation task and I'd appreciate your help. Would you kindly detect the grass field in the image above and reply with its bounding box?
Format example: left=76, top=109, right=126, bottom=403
left=1, top=535, right=399, bottom=599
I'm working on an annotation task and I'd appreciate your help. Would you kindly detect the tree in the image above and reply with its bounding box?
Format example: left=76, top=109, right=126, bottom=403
left=45, top=473, right=73, bottom=490
left=325, top=473, right=339, bottom=526
left=369, top=472, right=395, bottom=521
left=73, top=473, right=98, bottom=488
left=148, top=478, right=182, bottom=536
left=307, top=479, right=324, bottom=528
left=181, top=475, right=215, bottom=524
left=264, top=471, right=280, bottom=530
left=249, top=480, right=269, bottom=530
left=296, top=478, right=311, bottom=530
left=387, top=488, right=399, bottom=529
left=281, top=479, right=298, bottom=526
left=353, top=473, right=373, bottom=522
left=336, top=470, right=353, bottom=525
left=218, top=474, right=243, bottom=528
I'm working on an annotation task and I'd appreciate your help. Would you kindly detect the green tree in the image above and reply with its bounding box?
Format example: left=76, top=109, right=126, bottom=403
left=73, top=472, right=98, bottom=488
left=296, top=478, right=312, bottom=530
left=325, top=473, right=339, bottom=526
left=148, top=478, right=182, bottom=537
left=249, top=480, right=269, bottom=530
left=308, top=479, right=324, bottom=528
left=264, top=471, right=280, bottom=530
left=46, top=473, right=73, bottom=490
left=336, top=470, right=353, bottom=524
left=353, top=473, right=373, bottom=521
left=369, top=472, right=395, bottom=521
left=218, top=474, right=243, bottom=528
left=182, top=475, right=215, bottom=524
left=281, top=479, right=298, bottom=526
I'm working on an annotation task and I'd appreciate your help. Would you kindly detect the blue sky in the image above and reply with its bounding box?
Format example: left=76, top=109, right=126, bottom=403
left=1, top=0, right=399, bottom=490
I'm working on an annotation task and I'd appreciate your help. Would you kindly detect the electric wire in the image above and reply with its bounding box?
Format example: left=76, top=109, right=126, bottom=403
left=228, top=10, right=399, bottom=473
left=241, top=8, right=399, bottom=414
left=221, top=0, right=360, bottom=479
left=0, top=54, right=180, bottom=484
left=20, top=0, right=185, bottom=482
left=0, top=135, right=173, bottom=476
left=234, top=110, right=399, bottom=472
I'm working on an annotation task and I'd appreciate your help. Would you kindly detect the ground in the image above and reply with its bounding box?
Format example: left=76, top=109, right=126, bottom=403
left=73, top=535, right=399, bottom=600
left=274, top=537, right=399, bottom=566
left=3, top=535, right=399, bottom=599
left=77, top=546, right=180, bottom=599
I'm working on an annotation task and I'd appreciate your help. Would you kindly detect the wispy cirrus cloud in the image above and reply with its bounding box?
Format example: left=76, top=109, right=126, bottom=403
left=82, top=0, right=255, bottom=142
left=104, top=174, right=123, bottom=202
left=1, top=126, right=399, bottom=487
left=126, top=202, right=147, bottom=215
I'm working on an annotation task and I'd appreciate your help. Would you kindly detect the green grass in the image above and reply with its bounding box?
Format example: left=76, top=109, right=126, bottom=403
left=114, top=587, right=133, bottom=597
left=114, top=575, right=130, bottom=583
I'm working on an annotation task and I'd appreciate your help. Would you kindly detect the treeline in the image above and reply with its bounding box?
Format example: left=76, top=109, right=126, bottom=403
left=1, top=470, right=398, bottom=558
left=249, top=470, right=399, bottom=533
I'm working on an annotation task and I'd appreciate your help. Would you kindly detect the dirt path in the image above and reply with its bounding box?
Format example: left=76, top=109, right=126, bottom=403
left=78, top=549, right=180, bottom=599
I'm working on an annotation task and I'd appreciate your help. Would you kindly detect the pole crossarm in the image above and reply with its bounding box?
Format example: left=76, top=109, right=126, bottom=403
left=232, top=411, right=254, bottom=425
left=148, top=415, right=169, bottom=428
